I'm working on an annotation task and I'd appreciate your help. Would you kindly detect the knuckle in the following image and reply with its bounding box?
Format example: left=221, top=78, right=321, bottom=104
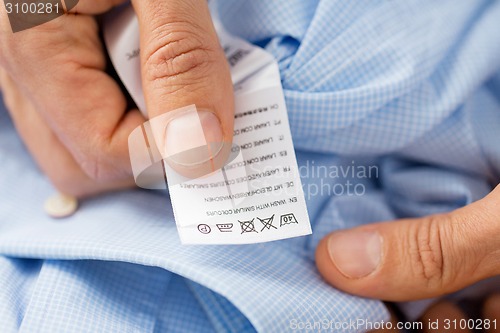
left=143, top=25, right=214, bottom=89
left=76, top=139, right=129, bottom=183
left=46, top=145, right=126, bottom=197
left=78, top=152, right=115, bottom=182
left=1, top=18, right=71, bottom=70
left=51, top=174, right=85, bottom=198
left=79, top=156, right=103, bottom=182
left=407, top=215, right=452, bottom=289
left=76, top=143, right=112, bottom=182
left=45, top=162, right=91, bottom=197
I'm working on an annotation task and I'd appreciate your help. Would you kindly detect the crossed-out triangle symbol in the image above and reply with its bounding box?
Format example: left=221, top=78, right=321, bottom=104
left=257, top=215, right=276, bottom=232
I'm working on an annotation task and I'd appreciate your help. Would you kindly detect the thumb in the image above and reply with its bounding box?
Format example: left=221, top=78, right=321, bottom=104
left=131, top=0, right=234, bottom=178
left=316, top=185, right=500, bottom=301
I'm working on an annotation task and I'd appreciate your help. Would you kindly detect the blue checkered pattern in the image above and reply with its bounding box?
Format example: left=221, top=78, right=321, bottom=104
left=1, top=0, right=500, bottom=331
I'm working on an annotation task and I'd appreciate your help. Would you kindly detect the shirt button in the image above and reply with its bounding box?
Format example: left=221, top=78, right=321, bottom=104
left=44, top=193, right=78, bottom=218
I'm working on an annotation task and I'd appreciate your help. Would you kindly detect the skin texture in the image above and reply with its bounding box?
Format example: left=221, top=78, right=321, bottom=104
left=317, top=185, right=500, bottom=328
left=0, top=0, right=233, bottom=197
left=316, top=185, right=500, bottom=301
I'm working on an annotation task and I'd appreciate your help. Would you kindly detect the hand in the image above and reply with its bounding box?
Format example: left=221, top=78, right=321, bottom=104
left=316, top=185, right=500, bottom=327
left=0, top=0, right=233, bottom=197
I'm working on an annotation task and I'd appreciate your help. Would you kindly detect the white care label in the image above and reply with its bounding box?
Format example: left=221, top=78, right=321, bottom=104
left=104, top=5, right=311, bottom=244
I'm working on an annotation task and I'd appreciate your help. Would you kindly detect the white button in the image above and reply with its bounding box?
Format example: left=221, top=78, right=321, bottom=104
left=44, top=193, right=78, bottom=218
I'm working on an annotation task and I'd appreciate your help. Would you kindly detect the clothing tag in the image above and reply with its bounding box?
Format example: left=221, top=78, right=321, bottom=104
left=104, top=5, right=311, bottom=244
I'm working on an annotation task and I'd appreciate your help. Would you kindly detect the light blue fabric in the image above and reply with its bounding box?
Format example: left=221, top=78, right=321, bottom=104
left=1, top=0, right=500, bottom=331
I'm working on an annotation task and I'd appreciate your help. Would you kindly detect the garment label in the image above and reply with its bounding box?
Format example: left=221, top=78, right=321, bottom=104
left=104, top=5, right=311, bottom=244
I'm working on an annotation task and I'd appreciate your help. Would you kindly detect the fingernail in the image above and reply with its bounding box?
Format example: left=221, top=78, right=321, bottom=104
left=164, top=109, right=224, bottom=167
left=327, top=230, right=382, bottom=279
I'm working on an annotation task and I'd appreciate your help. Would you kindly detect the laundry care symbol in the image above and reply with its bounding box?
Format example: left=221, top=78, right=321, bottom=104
left=257, top=215, right=276, bottom=232
left=239, top=219, right=257, bottom=234
left=216, top=223, right=233, bottom=233
left=280, top=213, right=298, bottom=227
left=197, top=224, right=211, bottom=234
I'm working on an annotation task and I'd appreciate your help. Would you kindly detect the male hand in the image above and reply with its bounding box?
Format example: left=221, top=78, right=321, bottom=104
left=0, top=0, right=233, bottom=197
left=316, top=185, right=500, bottom=327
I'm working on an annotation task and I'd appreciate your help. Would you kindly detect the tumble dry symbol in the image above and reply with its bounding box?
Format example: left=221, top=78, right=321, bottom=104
left=280, top=213, right=298, bottom=227
left=239, top=219, right=257, bottom=234
left=257, top=215, right=276, bottom=232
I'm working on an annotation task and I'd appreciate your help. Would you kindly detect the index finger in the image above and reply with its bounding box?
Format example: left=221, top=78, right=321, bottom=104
left=130, top=0, right=234, bottom=178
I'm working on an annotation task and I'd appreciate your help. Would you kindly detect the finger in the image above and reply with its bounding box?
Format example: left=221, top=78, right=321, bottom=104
left=64, top=0, right=127, bottom=14
left=0, top=66, right=134, bottom=197
left=483, top=294, right=500, bottom=333
left=421, top=301, right=470, bottom=333
left=316, top=185, right=500, bottom=301
left=131, top=0, right=234, bottom=178
left=2, top=14, right=145, bottom=181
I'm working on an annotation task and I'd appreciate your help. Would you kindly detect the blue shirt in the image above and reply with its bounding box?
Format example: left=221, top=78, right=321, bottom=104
left=1, top=0, right=500, bottom=331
